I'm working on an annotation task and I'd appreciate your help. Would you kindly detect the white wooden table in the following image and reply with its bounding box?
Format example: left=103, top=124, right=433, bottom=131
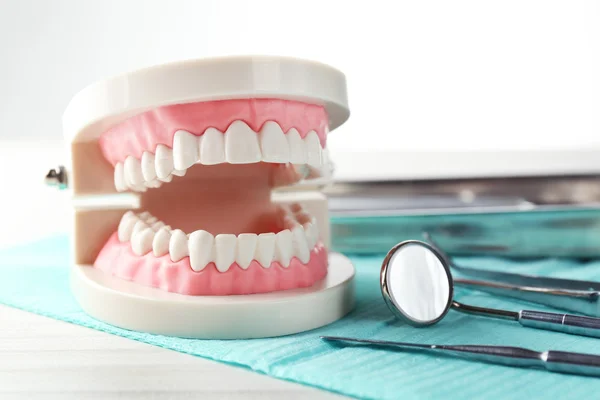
left=0, top=142, right=344, bottom=399
left=0, top=306, right=343, bottom=399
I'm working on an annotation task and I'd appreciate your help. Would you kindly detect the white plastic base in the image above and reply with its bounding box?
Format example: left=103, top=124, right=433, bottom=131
left=71, top=253, right=355, bottom=339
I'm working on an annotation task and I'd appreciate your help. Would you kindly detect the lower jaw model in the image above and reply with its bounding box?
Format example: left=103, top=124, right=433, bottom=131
left=95, top=98, right=329, bottom=295
left=61, top=56, right=355, bottom=338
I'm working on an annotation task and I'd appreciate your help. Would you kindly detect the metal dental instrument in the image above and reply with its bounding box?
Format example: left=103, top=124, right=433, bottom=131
left=44, top=165, right=68, bottom=190
left=380, top=240, right=600, bottom=338
left=423, top=232, right=600, bottom=317
left=321, top=336, right=600, bottom=378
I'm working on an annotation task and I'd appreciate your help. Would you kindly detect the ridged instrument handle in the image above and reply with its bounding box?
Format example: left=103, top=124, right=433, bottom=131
left=519, top=310, right=600, bottom=338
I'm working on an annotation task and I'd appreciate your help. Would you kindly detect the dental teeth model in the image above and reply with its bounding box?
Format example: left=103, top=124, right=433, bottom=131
left=61, top=56, right=355, bottom=338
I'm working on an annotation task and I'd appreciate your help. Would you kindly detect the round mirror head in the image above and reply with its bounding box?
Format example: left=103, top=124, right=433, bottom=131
left=380, top=240, right=453, bottom=327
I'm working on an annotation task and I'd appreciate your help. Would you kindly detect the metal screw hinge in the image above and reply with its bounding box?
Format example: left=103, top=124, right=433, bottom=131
left=45, top=165, right=68, bottom=190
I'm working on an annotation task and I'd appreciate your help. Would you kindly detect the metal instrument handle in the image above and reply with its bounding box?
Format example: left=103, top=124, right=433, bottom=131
left=440, top=345, right=600, bottom=377
left=443, top=345, right=600, bottom=377
left=455, top=278, right=600, bottom=317
left=519, top=310, right=600, bottom=338
left=451, top=301, right=600, bottom=339
left=544, top=351, right=600, bottom=376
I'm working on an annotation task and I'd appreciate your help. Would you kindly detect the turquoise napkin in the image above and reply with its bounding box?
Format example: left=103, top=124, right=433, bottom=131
left=1, top=236, right=599, bottom=399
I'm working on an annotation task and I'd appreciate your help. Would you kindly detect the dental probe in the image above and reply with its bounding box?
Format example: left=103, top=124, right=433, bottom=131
left=321, top=336, right=600, bottom=378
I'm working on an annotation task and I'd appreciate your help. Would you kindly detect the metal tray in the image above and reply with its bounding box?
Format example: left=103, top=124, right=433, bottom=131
left=326, top=175, right=600, bottom=258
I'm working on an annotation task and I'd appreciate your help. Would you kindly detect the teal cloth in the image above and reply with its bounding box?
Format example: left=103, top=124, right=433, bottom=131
left=1, top=236, right=600, bottom=399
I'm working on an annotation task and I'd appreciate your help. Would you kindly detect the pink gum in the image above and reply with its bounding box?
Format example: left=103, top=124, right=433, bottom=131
left=99, top=98, right=329, bottom=166
left=94, top=232, right=328, bottom=296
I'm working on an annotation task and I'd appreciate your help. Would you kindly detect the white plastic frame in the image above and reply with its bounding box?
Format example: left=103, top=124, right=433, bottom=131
left=64, top=55, right=355, bottom=338
left=72, top=253, right=355, bottom=339
left=63, top=55, right=350, bottom=144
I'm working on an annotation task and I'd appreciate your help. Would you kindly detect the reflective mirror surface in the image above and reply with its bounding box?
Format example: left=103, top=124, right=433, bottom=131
left=382, top=241, right=453, bottom=325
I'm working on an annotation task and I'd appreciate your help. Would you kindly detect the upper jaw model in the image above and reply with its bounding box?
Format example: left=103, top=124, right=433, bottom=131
left=62, top=56, right=355, bottom=339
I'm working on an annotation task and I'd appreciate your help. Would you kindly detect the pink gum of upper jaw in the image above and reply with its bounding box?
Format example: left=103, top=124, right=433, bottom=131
left=99, top=98, right=329, bottom=166
left=94, top=232, right=328, bottom=296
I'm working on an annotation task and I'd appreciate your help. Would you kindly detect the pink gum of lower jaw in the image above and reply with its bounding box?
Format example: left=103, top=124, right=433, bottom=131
left=99, top=98, right=329, bottom=166
left=94, top=232, right=328, bottom=296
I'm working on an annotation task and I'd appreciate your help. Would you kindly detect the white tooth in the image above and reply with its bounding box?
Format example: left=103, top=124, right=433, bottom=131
left=130, top=185, right=147, bottom=193
left=145, top=216, right=158, bottom=225
left=287, top=129, right=306, bottom=164
left=117, top=211, right=136, bottom=242
left=260, top=121, right=290, bottom=163
left=295, top=212, right=312, bottom=226
left=255, top=233, right=276, bottom=268
left=144, top=179, right=162, bottom=188
left=200, top=128, right=225, bottom=165
left=304, top=131, right=322, bottom=167
left=173, top=130, right=198, bottom=170
left=320, top=149, right=333, bottom=179
left=151, top=220, right=166, bottom=231
left=283, top=216, right=297, bottom=230
left=152, top=227, right=171, bottom=257
left=138, top=211, right=151, bottom=220
left=132, top=220, right=149, bottom=236
left=291, top=226, right=311, bottom=263
left=225, top=121, right=261, bottom=164
left=275, top=230, right=293, bottom=267
left=188, top=230, right=214, bottom=271
left=114, top=162, right=128, bottom=192
left=131, top=227, right=154, bottom=255
left=312, top=219, right=321, bottom=245
left=115, top=163, right=129, bottom=192
left=303, top=222, right=318, bottom=249
left=124, top=156, right=144, bottom=187
left=141, top=151, right=157, bottom=182
left=172, top=169, right=186, bottom=177
left=294, top=164, right=310, bottom=181
left=215, top=234, right=237, bottom=272
left=155, top=145, right=174, bottom=180
left=236, top=234, right=258, bottom=269
left=169, top=229, right=189, bottom=262
left=160, top=174, right=173, bottom=183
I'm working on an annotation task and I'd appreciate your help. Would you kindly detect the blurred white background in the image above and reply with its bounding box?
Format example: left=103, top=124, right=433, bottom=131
left=2, top=0, right=600, bottom=150
left=0, top=0, right=599, bottom=245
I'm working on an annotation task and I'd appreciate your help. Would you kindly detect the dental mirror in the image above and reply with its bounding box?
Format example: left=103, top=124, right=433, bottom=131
left=381, top=240, right=600, bottom=338
left=381, top=241, right=453, bottom=326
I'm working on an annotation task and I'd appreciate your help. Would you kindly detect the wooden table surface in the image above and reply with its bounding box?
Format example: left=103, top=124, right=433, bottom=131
left=0, top=306, right=343, bottom=399
left=0, top=142, right=345, bottom=399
